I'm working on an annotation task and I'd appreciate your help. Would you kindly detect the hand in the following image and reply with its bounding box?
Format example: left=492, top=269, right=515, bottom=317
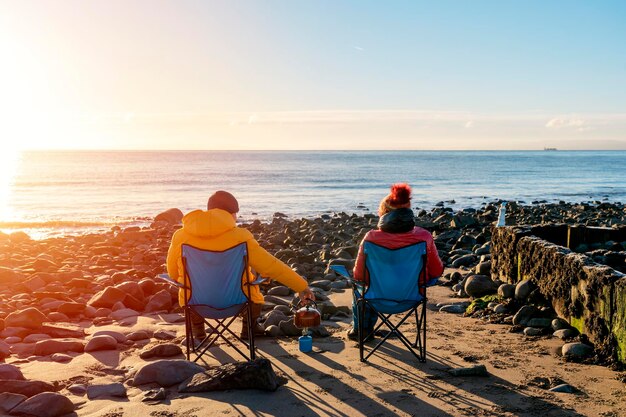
left=298, top=287, right=315, bottom=301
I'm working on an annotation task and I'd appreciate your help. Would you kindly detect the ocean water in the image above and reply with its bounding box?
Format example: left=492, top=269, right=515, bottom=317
left=1, top=150, right=625, bottom=238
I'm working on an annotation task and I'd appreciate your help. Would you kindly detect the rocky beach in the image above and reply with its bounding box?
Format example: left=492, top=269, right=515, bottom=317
left=1, top=201, right=625, bottom=417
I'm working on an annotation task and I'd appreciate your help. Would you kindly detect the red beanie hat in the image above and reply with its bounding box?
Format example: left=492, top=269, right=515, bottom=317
left=207, top=190, right=239, bottom=213
left=378, top=183, right=411, bottom=216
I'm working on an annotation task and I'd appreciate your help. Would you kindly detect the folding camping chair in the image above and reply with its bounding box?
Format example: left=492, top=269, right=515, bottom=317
left=336, top=241, right=436, bottom=363
left=158, top=242, right=264, bottom=363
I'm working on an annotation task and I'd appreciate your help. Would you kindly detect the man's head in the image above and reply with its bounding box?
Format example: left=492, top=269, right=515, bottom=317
left=207, top=191, right=239, bottom=218
left=378, top=183, right=412, bottom=216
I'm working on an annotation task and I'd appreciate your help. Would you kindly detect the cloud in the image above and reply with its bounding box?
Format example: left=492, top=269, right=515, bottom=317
left=353, top=46, right=365, bottom=51
left=464, top=120, right=474, bottom=128
left=545, top=117, right=585, bottom=129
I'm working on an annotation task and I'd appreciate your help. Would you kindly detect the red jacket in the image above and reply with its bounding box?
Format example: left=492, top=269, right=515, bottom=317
left=353, top=227, right=444, bottom=286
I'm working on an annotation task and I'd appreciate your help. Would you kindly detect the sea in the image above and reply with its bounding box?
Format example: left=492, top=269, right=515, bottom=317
left=1, top=150, right=625, bottom=239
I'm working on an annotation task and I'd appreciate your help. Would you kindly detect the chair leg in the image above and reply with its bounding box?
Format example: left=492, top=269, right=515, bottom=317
left=421, top=300, right=427, bottom=362
left=247, top=304, right=256, bottom=361
left=358, top=299, right=365, bottom=362
left=184, top=308, right=191, bottom=361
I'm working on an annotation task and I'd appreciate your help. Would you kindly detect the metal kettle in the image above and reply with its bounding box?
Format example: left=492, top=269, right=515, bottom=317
left=293, top=299, right=321, bottom=329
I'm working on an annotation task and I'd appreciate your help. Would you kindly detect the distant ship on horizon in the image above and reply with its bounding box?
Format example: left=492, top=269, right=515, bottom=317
left=544, top=147, right=558, bottom=151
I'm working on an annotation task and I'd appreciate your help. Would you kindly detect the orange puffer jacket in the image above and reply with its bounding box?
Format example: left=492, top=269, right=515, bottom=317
left=166, top=208, right=307, bottom=305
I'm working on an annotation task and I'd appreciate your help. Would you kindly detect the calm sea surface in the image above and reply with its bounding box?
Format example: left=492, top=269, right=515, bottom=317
left=2, top=150, right=625, bottom=238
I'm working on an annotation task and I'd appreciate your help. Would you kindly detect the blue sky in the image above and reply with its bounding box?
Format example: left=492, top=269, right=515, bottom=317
left=1, top=0, right=625, bottom=149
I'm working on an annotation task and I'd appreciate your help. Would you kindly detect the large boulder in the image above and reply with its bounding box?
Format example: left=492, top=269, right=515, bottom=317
left=464, top=275, right=497, bottom=298
left=5, top=308, right=47, bottom=329
left=179, top=358, right=284, bottom=392
left=0, top=392, right=26, bottom=414
left=9, top=392, right=74, bottom=417
left=132, top=360, right=205, bottom=387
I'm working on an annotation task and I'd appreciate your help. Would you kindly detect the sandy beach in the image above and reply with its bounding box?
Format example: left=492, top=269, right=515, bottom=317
left=1, top=202, right=625, bottom=417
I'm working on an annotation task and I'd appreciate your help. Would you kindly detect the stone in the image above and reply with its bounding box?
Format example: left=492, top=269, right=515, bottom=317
left=512, top=305, right=537, bottom=326
left=464, top=275, right=497, bottom=298
left=179, top=358, right=284, bottom=392
left=497, top=284, right=516, bottom=299
left=310, top=280, right=332, bottom=291
left=515, top=279, right=533, bottom=300
left=47, top=312, right=70, bottom=322
left=145, top=289, right=173, bottom=313
left=0, top=392, right=26, bottom=414
left=448, top=364, right=489, bottom=377
left=50, top=353, right=73, bottom=363
left=5, top=337, right=21, bottom=344
left=132, top=360, right=205, bottom=387
left=9, top=392, right=74, bottom=417
left=85, top=335, right=118, bottom=352
left=562, top=342, right=593, bottom=359
left=88, top=286, right=126, bottom=309
left=310, top=326, right=330, bottom=338
left=523, top=327, right=543, bottom=336
left=57, top=302, right=85, bottom=316
left=475, top=261, right=491, bottom=275
left=0, top=380, right=56, bottom=397
left=549, top=383, right=578, bottom=393
left=153, top=330, right=176, bottom=340
left=139, top=343, right=183, bottom=359
left=553, top=328, right=579, bottom=340
left=493, top=304, right=508, bottom=314
left=87, top=383, right=127, bottom=399
left=0, top=340, right=10, bottom=359
left=92, top=330, right=127, bottom=343
left=127, top=330, right=151, bottom=341
left=439, top=304, right=467, bottom=314
left=551, top=318, right=570, bottom=331
left=154, top=208, right=183, bottom=224
left=267, top=286, right=290, bottom=296
left=265, top=325, right=282, bottom=337
left=34, top=339, right=85, bottom=356
left=278, top=318, right=302, bottom=336
left=141, top=387, right=167, bottom=403
left=5, top=308, right=46, bottom=329
left=111, top=308, right=139, bottom=320
left=22, top=334, right=51, bottom=344
left=0, top=364, right=25, bottom=380
left=67, top=384, right=87, bottom=395
left=261, top=310, right=288, bottom=328
left=451, top=254, right=476, bottom=268
left=526, top=318, right=552, bottom=328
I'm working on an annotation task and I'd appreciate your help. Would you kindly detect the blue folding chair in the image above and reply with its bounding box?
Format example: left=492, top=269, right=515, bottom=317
left=351, top=241, right=436, bottom=363
left=158, top=242, right=263, bottom=362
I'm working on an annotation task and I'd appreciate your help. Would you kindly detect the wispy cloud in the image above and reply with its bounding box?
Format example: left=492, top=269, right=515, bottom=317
left=353, top=46, right=365, bottom=51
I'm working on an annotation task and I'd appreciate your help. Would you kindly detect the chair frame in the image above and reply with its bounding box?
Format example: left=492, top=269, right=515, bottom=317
left=352, top=241, right=429, bottom=363
left=159, top=243, right=263, bottom=363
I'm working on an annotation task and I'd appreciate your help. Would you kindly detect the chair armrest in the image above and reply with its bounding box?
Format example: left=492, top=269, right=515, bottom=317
left=250, top=276, right=269, bottom=285
left=157, top=273, right=185, bottom=288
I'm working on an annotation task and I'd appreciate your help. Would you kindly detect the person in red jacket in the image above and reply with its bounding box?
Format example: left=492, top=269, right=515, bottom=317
left=348, top=183, right=444, bottom=340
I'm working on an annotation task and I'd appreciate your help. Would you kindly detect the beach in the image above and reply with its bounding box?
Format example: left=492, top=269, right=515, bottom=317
left=1, top=201, right=625, bottom=416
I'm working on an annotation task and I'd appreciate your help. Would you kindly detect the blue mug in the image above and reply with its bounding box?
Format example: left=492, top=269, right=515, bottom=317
left=299, top=335, right=312, bottom=353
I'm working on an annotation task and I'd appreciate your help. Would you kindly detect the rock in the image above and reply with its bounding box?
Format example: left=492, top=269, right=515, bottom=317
left=451, top=254, right=476, bottom=268
left=0, top=364, right=25, bottom=380
left=512, top=305, right=537, bottom=326
left=0, top=380, right=56, bottom=397
left=0, top=340, right=10, bottom=359
left=523, top=327, right=543, bottom=336
left=497, top=284, right=515, bottom=299
left=439, top=304, right=467, bottom=314
left=549, top=383, right=578, bottom=393
left=141, top=387, right=167, bottom=403
left=448, top=364, right=489, bottom=377
left=526, top=318, right=552, bottom=328
left=85, top=335, right=118, bottom=352
left=153, top=330, right=176, bottom=340
left=278, top=318, right=301, bottom=336
left=493, top=304, right=508, bottom=314
left=139, top=343, right=183, bottom=359
left=475, top=261, right=491, bottom=275
left=553, top=328, right=579, bottom=340
left=261, top=310, right=288, bottom=328
left=67, top=384, right=87, bottom=395
left=267, top=286, right=290, bottom=296
left=179, top=358, right=284, bottom=392
left=562, top=342, right=593, bottom=360
left=22, top=334, right=51, bottom=344
left=551, top=318, right=569, bottom=331
left=0, top=392, right=26, bottom=414
left=127, top=330, right=151, bottom=341
left=263, top=295, right=291, bottom=307
left=265, top=325, right=282, bottom=337
left=464, top=275, right=497, bottom=298
left=9, top=392, right=74, bottom=417
left=5, top=308, right=47, bottom=329
left=34, top=339, right=85, bottom=356
left=310, top=280, right=332, bottom=291
left=111, top=308, right=139, bottom=320
left=154, top=208, right=183, bottom=224
left=87, top=286, right=126, bottom=309
left=87, top=383, right=127, bottom=399
left=515, top=279, right=533, bottom=300
left=145, top=289, right=173, bottom=312
left=92, top=330, right=127, bottom=343
left=50, top=353, right=73, bottom=363
left=57, top=302, right=85, bottom=316
left=132, top=360, right=205, bottom=387
left=309, top=326, right=330, bottom=338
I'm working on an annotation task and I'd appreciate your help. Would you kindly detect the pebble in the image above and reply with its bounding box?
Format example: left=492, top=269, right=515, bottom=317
left=127, top=330, right=151, bottom=341
left=50, top=353, right=73, bottom=363
left=551, top=318, right=570, bottom=331
left=67, top=383, right=88, bottom=395
left=87, top=382, right=127, bottom=399
left=139, top=343, right=183, bottom=359
left=493, top=304, right=508, bottom=314
left=523, top=327, right=543, bottom=336
left=562, top=342, right=593, bottom=359
left=439, top=304, right=467, bottom=314
left=553, top=328, right=579, bottom=340
left=92, top=330, right=127, bottom=343
left=85, top=335, right=118, bottom=352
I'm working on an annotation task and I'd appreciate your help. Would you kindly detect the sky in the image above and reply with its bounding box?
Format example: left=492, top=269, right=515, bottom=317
left=0, top=0, right=625, bottom=150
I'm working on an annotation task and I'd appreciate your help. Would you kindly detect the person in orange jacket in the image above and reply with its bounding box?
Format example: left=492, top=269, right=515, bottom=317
left=167, top=191, right=314, bottom=339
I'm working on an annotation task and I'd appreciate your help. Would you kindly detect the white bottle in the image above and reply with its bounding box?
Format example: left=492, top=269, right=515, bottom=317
left=497, top=202, right=507, bottom=227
